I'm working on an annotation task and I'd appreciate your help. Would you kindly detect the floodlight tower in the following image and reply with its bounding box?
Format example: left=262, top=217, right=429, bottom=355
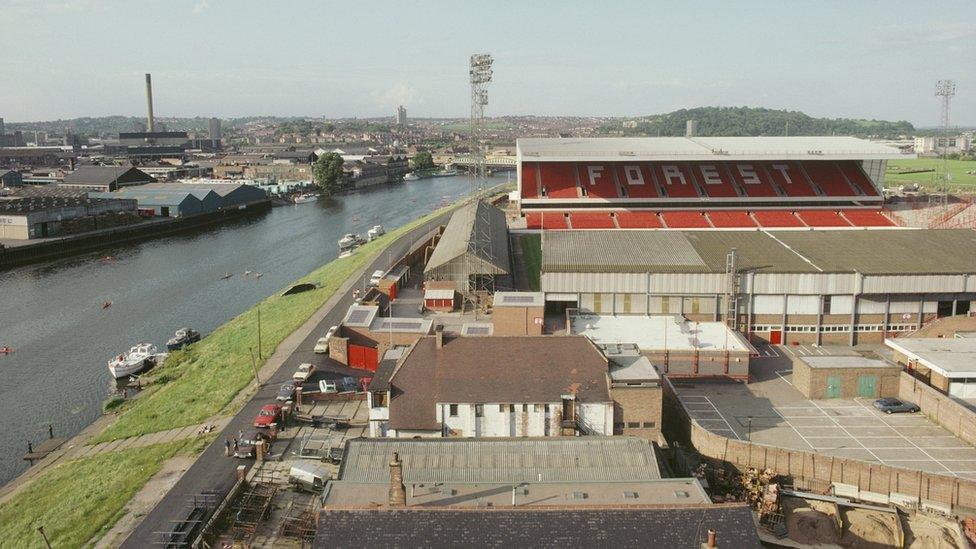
left=469, top=54, right=493, bottom=187
left=935, top=80, right=956, bottom=210
left=466, top=53, right=494, bottom=313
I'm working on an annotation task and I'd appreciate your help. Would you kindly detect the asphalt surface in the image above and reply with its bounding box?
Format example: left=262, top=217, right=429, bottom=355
left=121, top=209, right=455, bottom=547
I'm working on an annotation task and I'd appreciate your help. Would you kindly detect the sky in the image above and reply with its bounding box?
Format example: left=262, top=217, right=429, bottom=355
left=1, top=0, right=974, bottom=125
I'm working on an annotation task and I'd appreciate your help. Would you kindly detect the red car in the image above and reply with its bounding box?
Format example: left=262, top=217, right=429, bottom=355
left=253, top=404, right=282, bottom=428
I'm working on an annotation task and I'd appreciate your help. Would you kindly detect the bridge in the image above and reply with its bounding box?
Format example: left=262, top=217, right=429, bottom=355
left=444, top=154, right=517, bottom=168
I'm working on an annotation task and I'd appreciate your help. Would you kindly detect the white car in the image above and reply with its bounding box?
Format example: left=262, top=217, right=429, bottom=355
left=369, top=270, right=385, bottom=286
left=313, top=325, right=338, bottom=354
left=293, top=362, right=315, bottom=382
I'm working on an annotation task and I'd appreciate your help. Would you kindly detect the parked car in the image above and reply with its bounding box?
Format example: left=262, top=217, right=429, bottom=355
left=276, top=381, right=296, bottom=402
left=341, top=376, right=360, bottom=392
left=314, top=326, right=338, bottom=354
left=293, top=362, right=315, bottom=382
left=235, top=430, right=272, bottom=458
left=288, top=462, right=331, bottom=492
left=873, top=398, right=920, bottom=414
left=369, top=270, right=385, bottom=286
left=253, top=403, right=283, bottom=428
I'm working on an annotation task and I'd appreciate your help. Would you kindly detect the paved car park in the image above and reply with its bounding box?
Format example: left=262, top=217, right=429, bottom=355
left=675, top=345, right=976, bottom=479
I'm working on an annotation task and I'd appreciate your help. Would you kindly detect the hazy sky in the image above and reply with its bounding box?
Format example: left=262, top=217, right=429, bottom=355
left=2, top=0, right=974, bottom=125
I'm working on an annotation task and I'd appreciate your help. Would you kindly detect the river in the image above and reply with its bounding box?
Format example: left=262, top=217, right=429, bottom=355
left=0, top=174, right=493, bottom=486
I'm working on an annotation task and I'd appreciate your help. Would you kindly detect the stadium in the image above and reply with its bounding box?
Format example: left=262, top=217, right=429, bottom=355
left=512, top=136, right=976, bottom=346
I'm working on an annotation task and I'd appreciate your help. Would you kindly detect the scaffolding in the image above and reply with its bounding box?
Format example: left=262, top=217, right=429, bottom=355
left=463, top=53, right=496, bottom=313
left=152, top=491, right=221, bottom=548
left=725, top=248, right=740, bottom=331
left=229, top=481, right=278, bottom=543
left=277, top=499, right=318, bottom=543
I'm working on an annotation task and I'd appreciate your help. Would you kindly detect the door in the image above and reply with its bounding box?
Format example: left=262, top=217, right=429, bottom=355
left=161, top=206, right=170, bottom=217
left=826, top=376, right=842, bottom=399
left=769, top=330, right=783, bottom=345
left=937, top=300, right=954, bottom=318
left=857, top=375, right=878, bottom=398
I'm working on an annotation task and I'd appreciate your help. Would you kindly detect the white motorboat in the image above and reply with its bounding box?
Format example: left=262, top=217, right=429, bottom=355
left=403, top=173, right=419, bottom=181
left=108, top=343, right=159, bottom=379
left=338, top=233, right=363, bottom=251
left=293, top=193, right=318, bottom=204
left=367, top=225, right=385, bottom=241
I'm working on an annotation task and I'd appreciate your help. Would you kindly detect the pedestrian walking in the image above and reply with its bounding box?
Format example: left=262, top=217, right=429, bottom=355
left=232, top=439, right=239, bottom=456
left=238, top=429, right=243, bottom=441
left=224, top=438, right=231, bottom=456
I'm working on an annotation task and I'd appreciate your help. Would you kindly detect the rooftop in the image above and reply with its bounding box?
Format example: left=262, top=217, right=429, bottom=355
left=494, top=291, right=545, bottom=308
left=885, top=338, right=976, bottom=377
left=388, top=336, right=611, bottom=431
left=313, top=506, right=762, bottom=548
left=573, top=314, right=751, bottom=353
left=609, top=354, right=661, bottom=383
left=517, top=136, right=906, bottom=162
left=799, top=355, right=898, bottom=370
left=424, top=200, right=510, bottom=277
left=338, top=437, right=662, bottom=483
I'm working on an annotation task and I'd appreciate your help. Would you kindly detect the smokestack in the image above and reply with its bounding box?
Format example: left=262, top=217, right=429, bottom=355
left=145, top=73, right=155, bottom=133
left=435, top=324, right=445, bottom=349
left=389, top=452, right=406, bottom=506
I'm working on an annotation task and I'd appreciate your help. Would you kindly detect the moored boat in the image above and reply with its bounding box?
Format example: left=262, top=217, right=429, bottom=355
left=108, top=343, right=158, bottom=379
left=166, top=328, right=201, bottom=351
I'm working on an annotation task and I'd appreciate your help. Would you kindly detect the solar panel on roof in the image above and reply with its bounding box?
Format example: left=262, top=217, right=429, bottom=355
left=465, top=326, right=491, bottom=335
left=502, top=295, right=537, bottom=304
left=347, top=309, right=371, bottom=324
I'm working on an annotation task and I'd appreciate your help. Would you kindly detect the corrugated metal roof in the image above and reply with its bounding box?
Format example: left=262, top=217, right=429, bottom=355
left=494, top=291, right=545, bottom=307
left=424, top=200, right=510, bottom=276
left=543, top=231, right=707, bottom=273
left=339, top=438, right=661, bottom=483
left=424, top=288, right=455, bottom=300
left=517, top=136, right=908, bottom=162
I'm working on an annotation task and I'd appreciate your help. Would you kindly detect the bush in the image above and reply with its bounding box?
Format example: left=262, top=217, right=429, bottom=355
left=102, top=395, right=126, bottom=413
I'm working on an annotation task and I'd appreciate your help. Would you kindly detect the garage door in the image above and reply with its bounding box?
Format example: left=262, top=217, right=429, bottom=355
left=348, top=344, right=378, bottom=372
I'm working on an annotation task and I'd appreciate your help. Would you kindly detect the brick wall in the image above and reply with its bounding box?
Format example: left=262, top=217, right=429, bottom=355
left=792, top=361, right=900, bottom=400
left=899, top=372, right=976, bottom=447
left=492, top=306, right=544, bottom=336
left=610, top=384, right=662, bottom=442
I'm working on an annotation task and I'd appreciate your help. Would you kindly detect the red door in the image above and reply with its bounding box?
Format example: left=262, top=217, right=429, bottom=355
left=769, top=330, right=783, bottom=345
left=348, top=344, right=379, bottom=371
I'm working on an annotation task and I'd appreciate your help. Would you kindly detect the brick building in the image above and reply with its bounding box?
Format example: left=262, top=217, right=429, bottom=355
left=793, top=355, right=901, bottom=400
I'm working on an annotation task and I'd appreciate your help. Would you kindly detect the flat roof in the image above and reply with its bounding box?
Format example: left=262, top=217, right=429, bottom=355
left=517, top=136, right=907, bottom=162
left=799, top=355, right=898, bottom=370
left=609, top=354, right=661, bottom=382
left=885, top=338, right=976, bottom=378
left=342, top=305, right=378, bottom=328
left=572, top=314, right=751, bottom=353
left=494, top=291, right=545, bottom=308
left=543, top=229, right=976, bottom=276
left=424, top=288, right=455, bottom=300
left=460, top=322, right=493, bottom=336
left=370, top=317, right=433, bottom=334
left=322, top=479, right=708, bottom=507
left=338, top=438, right=662, bottom=483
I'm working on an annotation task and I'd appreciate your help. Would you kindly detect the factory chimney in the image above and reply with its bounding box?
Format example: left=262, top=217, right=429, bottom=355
left=145, top=73, right=155, bottom=133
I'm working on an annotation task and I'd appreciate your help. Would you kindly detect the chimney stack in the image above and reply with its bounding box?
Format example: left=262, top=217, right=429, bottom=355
left=145, top=73, right=155, bottom=133
left=435, top=324, right=444, bottom=349
left=389, top=452, right=407, bottom=506
left=703, top=529, right=717, bottom=549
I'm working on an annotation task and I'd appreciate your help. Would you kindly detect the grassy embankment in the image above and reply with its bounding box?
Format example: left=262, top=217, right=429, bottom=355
left=886, top=158, right=976, bottom=191
left=92, top=200, right=466, bottom=443
left=0, top=439, right=201, bottom=549
left=519, top=234, right=542, bottom=291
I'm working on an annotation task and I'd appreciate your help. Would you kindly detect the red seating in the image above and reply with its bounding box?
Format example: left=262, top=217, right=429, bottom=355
left=538, top=163, right=579, bottom=198
left=752, top=210, right=804, bottom=227
left=802, top=162, right=856, bottom=196
left=694, top=163, right=740, bottom=198
left=707, top=211, right=757, bottom=228
left=764, top=163, right=817, bottom=197
left=576, top=164, right=621, bottom=198
left=837, top=161, right=880, bottom=197
left=615, top=211, right=663, bottom=228
left=661, top=211, right=711, bottom=228
left=727, top=163, right=779, bottom=198
left=520, top=162, right=540, bottom=198
left=797, top=210, right=852, bottom=227
left=652, top=163, right=700, bottom=198
left=841, top=210, right=896, bottom=227
left=569, top=212, right=616, bottom=229
left=613, top=164, right=659, bottom=198
left=525, top=211, right=569, bottom=229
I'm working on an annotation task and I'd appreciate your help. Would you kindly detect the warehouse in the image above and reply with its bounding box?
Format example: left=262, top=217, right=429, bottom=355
left=793, top=355, right=901, bottom=400
left=0, top=195, right=137, bottom=239
left=424, top=200, right=510, bottom=293
left=93, top=188, right=208, bottom=218
left=886, top=338, right=976, bottom=398
left=541, top=229, right=976, bottom=345
left=59, top=165, right=154, bottom=191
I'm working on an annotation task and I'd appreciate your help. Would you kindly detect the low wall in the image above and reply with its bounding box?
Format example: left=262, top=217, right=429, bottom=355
left=899, top=371, right=976, bottom=447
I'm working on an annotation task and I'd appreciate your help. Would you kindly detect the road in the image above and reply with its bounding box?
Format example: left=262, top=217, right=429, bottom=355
left=121, top=208, right=456, bottom=547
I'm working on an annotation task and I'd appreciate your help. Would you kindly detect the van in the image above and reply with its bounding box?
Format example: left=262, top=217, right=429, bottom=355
left=288, top=462, right=331, bottom=492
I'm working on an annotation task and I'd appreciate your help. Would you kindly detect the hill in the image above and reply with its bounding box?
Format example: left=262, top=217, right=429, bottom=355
left=604, top=106, right=915, bottom=138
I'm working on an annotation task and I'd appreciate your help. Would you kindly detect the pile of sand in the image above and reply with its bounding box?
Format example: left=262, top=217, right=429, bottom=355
left=840, top=508, right=900, bottom=549
left=903, top=512, right=965, bottom=549
left=782, top=496, right=840, bottom=545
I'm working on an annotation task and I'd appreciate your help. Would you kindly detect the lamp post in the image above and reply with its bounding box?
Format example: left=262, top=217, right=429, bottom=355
left=746, top=415, right=753, bottom=441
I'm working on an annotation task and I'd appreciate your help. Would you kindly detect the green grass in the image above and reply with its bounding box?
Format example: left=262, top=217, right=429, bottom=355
left=886, top=158, right=976, bottom=191
left=519, top=234, right=542, bottom=292
left=0, top=441, right=188, bottom=549
left=92, top=199, right=470, bottom=443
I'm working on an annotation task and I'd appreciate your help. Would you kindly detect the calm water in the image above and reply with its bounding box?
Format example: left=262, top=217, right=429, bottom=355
left=0, top=175, right=489, bottom=486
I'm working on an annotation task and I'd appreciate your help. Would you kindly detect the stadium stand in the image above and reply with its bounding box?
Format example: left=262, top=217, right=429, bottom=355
left=661, top=211, right=712, bottom=228
left=837, top=161, right=880, bottom=196
left=727, top=162, right=779, bottom=198
left=613, top=164, right=659, bottom=198
left=525, top=211, right=569, bottom=230
left=752, top=210, right=805, bottom=228
left=802, top=161, right=857, bottom=197
left=569, top=211, right=616, bottom=229
left=694, top=163, right=741, bottom=198
left=539, top=163, right=579, bottom=198
left=707, top=210, right=758, bottom=228
left=577, top=164, right=621, bottom=198
left=763, top=162, right=818, bottom=197
left=615, top=211, right=663, bottom=229
left=840, top=209, right=896, bottom=227
left=652, top=164, right=701, bottom=198
left=797, top=210, right=852, bottom=227
left=520, top=162, right=540, bottom=199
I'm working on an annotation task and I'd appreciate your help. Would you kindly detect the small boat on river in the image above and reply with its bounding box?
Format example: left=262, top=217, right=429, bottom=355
left=108, top=343, right=158, bottom=379
left=166, top=328, right=201, bottom=351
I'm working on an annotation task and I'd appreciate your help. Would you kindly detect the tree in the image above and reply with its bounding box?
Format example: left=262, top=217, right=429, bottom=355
left=411, top=151, right=434, bottom=171
left=313, top=152, right=345, bottom=196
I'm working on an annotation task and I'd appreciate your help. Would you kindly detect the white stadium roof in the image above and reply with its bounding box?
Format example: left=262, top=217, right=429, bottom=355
left=516, top=136, right=909, bottom=162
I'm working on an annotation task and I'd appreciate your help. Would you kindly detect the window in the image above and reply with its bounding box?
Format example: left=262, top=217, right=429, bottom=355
left=510, top=404, right=516, bottom=413
left=449, top=404, right=458, bottom=417
left=522, top=404, right=528, bottom=413
left=475, top=404, right=483, bottom=417
left=534, top=404, right=544, bottom=412
left=822, top=296, right=832, bottom=315
left=642, top=421, right=656, bottom=428
left=627, top=422, right=641, bottom=428
left=499, top=404, right=506, bottom=413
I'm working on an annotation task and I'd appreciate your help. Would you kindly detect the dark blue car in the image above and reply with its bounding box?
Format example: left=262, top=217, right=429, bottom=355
left=873, top=398, right=920, bottom=414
